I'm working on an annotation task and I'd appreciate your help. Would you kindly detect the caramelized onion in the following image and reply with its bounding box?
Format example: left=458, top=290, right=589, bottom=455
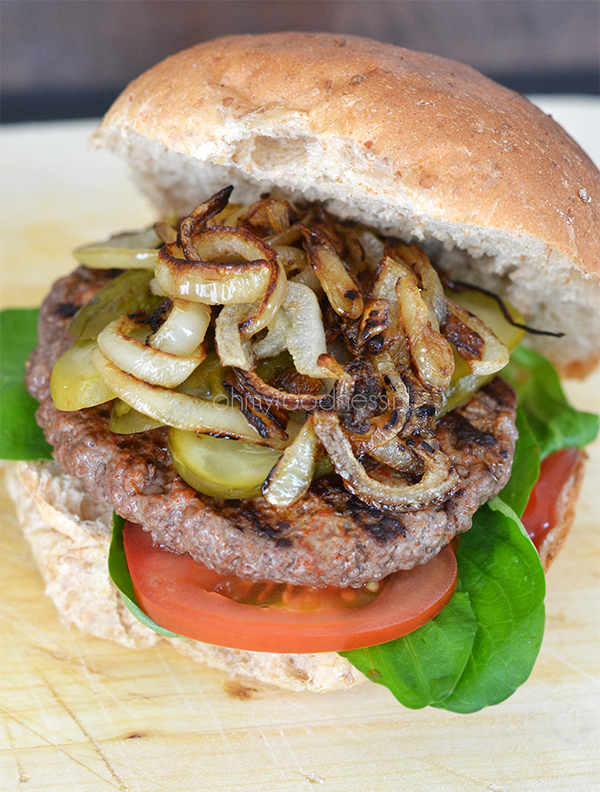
left=369, top=437, right=422, bottom=475
left=300, top=226, right=364, bottom=320
left=238, top=197, right=295, bottom=237
left=371, top=256, right=410, bottom=342
left=312, top=410, right=459, bottom=510
left=397, top=244, right=448, bottom=328
left=91, top=348, right=271, bottom=444
left=332, top=357, right=405, bottom=454
left=156, top=227, right=286, bottom=337
left=156, top=242, right=269, bottom=303
left=358, top=298, right=390, bottom=346
left=262, top=417, right=320, bottom=506
left=150, top=301, right=211, bottom=356
left=272, top=245, right=308, bottom=272
left=233, top=368, right=328, bottom=412
left=224, top=374, right=290, bottom=442
left=178, top=186, right=234, bottom=258
left=282, top=282, right=333, bottom=379
left=253, top=309, right=292, bottom=360
left=396, top=272, right=454, bottom=392
left=97, top=316, right=207, bottom=388
left=446, top=298, right=509, bottom=376
left=214, top=304, right=256, bottom=370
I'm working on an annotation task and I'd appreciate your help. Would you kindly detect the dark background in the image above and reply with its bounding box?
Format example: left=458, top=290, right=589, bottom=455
left=2, top=0, right=599, bottom=124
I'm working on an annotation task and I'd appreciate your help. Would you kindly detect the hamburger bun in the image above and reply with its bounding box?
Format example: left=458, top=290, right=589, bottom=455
left=93, top=32, right=600, bottom=377
left=3, top=446, right=585, bottom=691
left=4, top=459, right=364, bottom=692
left=6, top=32, right=600, bottom=696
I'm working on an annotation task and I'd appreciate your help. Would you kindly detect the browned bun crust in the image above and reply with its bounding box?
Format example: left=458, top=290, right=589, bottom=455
left=99, top=32, right=600, bottom=281
left=94, top=32, right=600, bottom=378
left=539, top=448, right=586, bottom=571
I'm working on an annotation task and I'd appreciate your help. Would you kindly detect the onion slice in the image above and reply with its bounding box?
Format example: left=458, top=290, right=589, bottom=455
left=396, top=272, right=454, bottom=392
left=178, top=186, right=234, bottom=258
left=156, top=243, right=270, bottom=304
left=91, top=348, right=272, bottom=444
left=238, top=197, right=295, bottom=237
left=262, top=417, right=320, bottom=506
left=369, top=437, right=422, bottom=474
left=312, top=410, right=459, bottom=510
left=156, top=226, right=286, bottom=338
left=97, top=316, right=207, bottom=388
left=253, top=309, right=292, bottom=360
left=233, top=368, right=329, bottom=412
left=215, top=304, right=256, bottom=370
left=300, top=225, right=364, bottom=320
left=283, top=282, right=334, bottom=379
left=149, top=301, right=211, bottom=356
left=390, top=244, right=448, bottom=329
left=446, top=298, right=510, bottom=376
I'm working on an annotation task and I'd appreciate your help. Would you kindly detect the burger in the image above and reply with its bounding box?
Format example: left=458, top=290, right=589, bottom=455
left=3, top=33, right=599, bottom=713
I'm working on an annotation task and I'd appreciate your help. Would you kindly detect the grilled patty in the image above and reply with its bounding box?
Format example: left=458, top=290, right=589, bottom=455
left=27, top=267, right=518, bottom=587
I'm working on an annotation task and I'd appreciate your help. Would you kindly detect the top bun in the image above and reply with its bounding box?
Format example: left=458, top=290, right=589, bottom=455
left=94, top=32, right=600, bottom=377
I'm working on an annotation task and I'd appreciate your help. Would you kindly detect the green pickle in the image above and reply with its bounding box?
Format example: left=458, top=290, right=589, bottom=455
left=177, top=352, right=231, bottom=401
left=255, top=350, right=294, bottom=383
left=441, top=288, right=525, bottom=415
left=68, top=269, right=162, bottom=340
left=110, top=400, right=163, bottom=434
left=73, top=227, right=162, bottom=270
left=168, top=428, right=282, bottom=499
left=50, top=339, right=114, bottom=411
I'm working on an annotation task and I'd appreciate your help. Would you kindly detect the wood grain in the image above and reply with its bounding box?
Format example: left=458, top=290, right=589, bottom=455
left=0, top=105, right=598, bottom=791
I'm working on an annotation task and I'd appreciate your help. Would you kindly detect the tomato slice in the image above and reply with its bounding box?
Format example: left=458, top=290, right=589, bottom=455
left=521, top=447, right=581, bottom=550
left=123, top=522, right=457, bottom=653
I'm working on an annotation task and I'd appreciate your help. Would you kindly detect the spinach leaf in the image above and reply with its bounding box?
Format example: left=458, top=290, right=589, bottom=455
left=503, top=346, right=599, bottom=458
left=108, top=513, right=179, bottom=638
left=433, top=498, right=545, bottom=713
left=498, top=407, right=541, bottom=517
left=342, top=499, right=545, bottom=713
left=0, top=308, right=53, bottom=460
left=340, top=590, right=477, bottom=709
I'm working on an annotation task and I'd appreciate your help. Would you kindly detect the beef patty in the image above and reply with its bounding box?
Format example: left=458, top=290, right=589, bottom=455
left=27, top=267, right=518, bottom=587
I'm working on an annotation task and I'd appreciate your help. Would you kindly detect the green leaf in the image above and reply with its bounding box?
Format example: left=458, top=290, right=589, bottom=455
left=108, top=513, right=179, bottom=638
left=503, top=345, right=599, bottom=459
left=0, top=308, right=53, bottom=460
left=433, top=499, right=545, bottom=713
left=498, top=407, right=541, bottom=517
left=340, top=591, right=477, bottom=709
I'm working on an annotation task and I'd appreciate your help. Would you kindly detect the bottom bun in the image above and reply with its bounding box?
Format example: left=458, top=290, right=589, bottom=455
left=4, top=450, right=586, bottom=692
left=4, top=459, right=364, bottom=693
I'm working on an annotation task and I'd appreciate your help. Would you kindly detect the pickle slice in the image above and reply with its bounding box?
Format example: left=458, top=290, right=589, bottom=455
left=73, top=227, right=162, bottom=270
left=255, top=350, right=294, bottom=383
left=50, top=339, right=114, bottom=411
left=169, top=428, right=282, bottom=499
left=109, top=400, right=163, bottom=434
left=68, top=269, right=163, bottom=341
left=441, top=288, right=525, bottom=415
left=177, top=352, right=231, bottom=401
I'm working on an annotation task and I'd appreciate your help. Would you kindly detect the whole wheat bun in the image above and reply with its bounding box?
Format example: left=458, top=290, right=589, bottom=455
left=5, top=460, right=365, bottom=693
left=5, top=441, right=585, bottom=692
left=93, top=31, right=600, bottom=377
left=4, top=449, right=585, bottom=692
left=8, top=34, right=599, bottom=693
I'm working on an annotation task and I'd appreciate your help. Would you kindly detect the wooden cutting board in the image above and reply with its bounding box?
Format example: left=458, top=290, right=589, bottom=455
left=1, top=107, right=599, bottom=792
